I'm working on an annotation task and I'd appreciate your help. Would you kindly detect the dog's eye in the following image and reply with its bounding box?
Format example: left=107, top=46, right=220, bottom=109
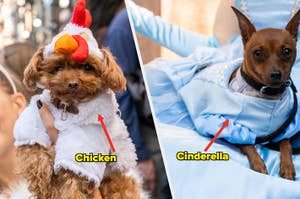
left=282, top=47, right=292, bottom=59
left=56, top=66, right=64, bottom=71
left=50, top=66, right=64, bottom=74
left=253, top=49, right=262, bottom=59
left=83, top=64, right=93, bottom=71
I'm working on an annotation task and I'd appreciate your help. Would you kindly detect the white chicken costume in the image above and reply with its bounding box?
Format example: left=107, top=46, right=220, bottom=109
left=14, top=0, right=137, bottom=187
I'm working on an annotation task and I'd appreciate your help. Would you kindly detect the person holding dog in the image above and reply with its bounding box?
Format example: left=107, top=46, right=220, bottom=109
left=0, top=43, right=102, bottom=198
left=0, top=63, right=57, bottom=198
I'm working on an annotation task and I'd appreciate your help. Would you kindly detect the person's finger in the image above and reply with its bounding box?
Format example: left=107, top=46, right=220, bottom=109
left=37, top=100, right=58, bottom=143
left=37, top=99, right=42, bottom=109
left=37, top=100, right=54, bottom=127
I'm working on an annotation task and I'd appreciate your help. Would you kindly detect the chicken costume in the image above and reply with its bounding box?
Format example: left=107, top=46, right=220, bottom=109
left=14, top=0, right=137, bottom=187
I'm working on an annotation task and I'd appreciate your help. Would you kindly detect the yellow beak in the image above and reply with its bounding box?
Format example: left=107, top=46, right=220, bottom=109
left=54, top=34, right=78, bottom=55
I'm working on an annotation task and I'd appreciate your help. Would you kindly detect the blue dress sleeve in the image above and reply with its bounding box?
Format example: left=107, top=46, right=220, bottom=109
left=126, top=0, right=220, bottom=57
left=195, top=114, right=256, bottom=144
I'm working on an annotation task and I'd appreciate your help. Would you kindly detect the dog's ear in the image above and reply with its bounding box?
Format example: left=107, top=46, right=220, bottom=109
left=232, top=7, right=256, bottom=46
left=286, top=9, right=300, bottom=41
left=101, top=48, right=126, bottom=93
left=23, top=47, right=44, bottom=91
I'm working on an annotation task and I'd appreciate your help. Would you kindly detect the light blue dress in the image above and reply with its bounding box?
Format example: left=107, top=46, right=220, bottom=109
left=128, top=0, right=300, bottom=198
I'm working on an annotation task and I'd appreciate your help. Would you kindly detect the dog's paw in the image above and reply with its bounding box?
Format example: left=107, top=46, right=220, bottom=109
left=250, top=158, right=268, bottom=174
left=280, top=162, right=296, bottom=181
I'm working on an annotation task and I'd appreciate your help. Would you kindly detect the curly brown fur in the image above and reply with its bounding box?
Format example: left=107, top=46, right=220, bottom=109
left=20, top=46, right=134, bottom=198
left=53, top=169, right=95, bottom=199
left=16, top=144, right=56, bottom=199
left=100, top=171, right=140, bottom=199
left=23, top=47, right=44, bottom=91
left=23, top=47, right=126, bottom=105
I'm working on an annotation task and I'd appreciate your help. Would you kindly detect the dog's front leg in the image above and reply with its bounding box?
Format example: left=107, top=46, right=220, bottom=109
left=16, top=144, right=55, bottom=199
left=99, top=116, right=141, bottom=199
left=100, top=171, right=140, bottom=199
left=279, top=139, right=295, bottom=180
left=240, top=145, right=268, bottom=174
left=56, top=169, right=95, bottom=199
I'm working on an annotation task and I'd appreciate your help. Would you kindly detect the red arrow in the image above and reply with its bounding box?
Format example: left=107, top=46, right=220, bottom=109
left=98, top=114, right=116, bottom=153
left=204, top=120, right=229, bottom=152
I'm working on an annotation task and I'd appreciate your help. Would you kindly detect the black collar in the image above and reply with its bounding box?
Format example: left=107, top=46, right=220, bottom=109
left=240, top=67, right=291, bottom=96
left=256, top=81, right=297, bottom=144
left=50, top=95, right=79, bottom=115
left=239, top=67, right=298, bottom=143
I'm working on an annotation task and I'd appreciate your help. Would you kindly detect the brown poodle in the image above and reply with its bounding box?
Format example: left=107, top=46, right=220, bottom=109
left=15, top=46, right=144, bottom=199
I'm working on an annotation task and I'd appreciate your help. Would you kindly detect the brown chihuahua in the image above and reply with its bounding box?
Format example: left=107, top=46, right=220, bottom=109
left=230, top=7, right=300, bottom=180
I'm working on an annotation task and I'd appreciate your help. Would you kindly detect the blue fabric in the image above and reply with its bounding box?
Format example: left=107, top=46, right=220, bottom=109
left=145, top=37, right=243, bottom=130
left=180, top=58, right=299, bottom=143
left=132, top=0, right=300, bottom=144
left=243, top=0, right=294, bottom=30
left=127, top=0, right=300, bottom=198
left=146, top=55, right=300, bottom=145
left=103, top=9, right=149, bottom=161
left=156, top=123, right=300, bottom=199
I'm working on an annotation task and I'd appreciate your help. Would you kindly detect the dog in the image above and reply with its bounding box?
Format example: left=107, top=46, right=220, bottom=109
left=229, top=7, right=300, bottom=180
left=13, top=0, right=144, bottom=198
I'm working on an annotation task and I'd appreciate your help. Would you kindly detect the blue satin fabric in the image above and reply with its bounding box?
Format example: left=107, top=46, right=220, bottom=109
left=146, top=53, right=300, bottom=145
left=180, top=58, right=299, bottom=143
left=128, top=0, right=300, bottom=197
left=157, top=123, right=300, bottom=199
left=241, top=0, right=295, bottom=30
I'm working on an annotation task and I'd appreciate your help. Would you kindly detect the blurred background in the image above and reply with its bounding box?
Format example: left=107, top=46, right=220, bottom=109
left=0, top=0, right=73, bottom=46
left=0, top=0, right=74, bottom=86
left=133, top=0, right=220, bottom=63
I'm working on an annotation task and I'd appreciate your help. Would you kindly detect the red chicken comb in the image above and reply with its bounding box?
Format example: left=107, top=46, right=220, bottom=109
left=71, top=0, right=92, bottom=28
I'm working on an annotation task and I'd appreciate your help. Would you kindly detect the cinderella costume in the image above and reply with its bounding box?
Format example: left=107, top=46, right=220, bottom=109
left=128, top=0, right=300, bottom=198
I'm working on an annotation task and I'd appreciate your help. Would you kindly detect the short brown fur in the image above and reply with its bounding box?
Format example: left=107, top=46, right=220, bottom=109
left=231, top=7, right=300, bottom=180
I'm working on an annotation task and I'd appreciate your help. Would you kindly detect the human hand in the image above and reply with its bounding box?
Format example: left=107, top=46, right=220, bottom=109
left=37, top=100, right=58, bottom=144
left=137, top=158, right=156, bottom=193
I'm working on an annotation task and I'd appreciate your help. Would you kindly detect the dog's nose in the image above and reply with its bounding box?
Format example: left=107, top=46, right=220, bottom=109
left=269, top=71, right=282, bottom=81
left=68, top=82, right=78, bottom=89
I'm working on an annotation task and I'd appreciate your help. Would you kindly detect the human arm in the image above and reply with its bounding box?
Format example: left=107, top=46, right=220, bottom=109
left=126, top=0, right=220, bottom=57
left=213, top=0, right=239, bottom=45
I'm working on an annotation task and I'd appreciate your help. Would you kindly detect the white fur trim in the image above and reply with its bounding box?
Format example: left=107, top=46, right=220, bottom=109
left=43, top=23, right=103, bottom=59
